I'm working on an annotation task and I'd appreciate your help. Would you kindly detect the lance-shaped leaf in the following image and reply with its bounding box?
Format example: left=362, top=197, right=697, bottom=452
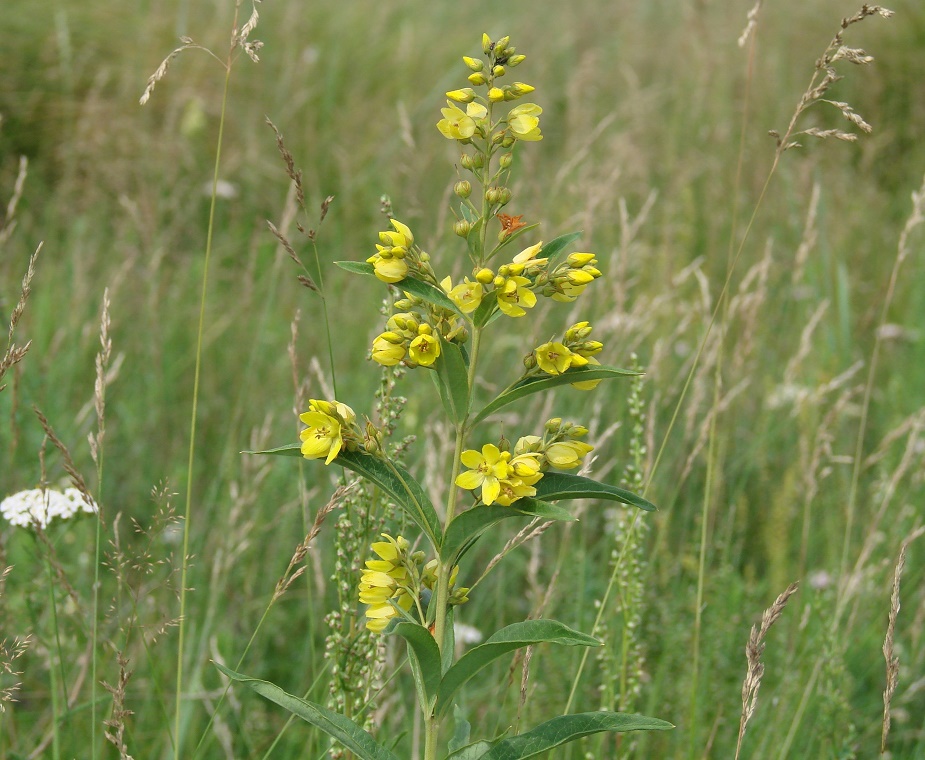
left=471, top=295, right=500, bottom=328
left=532, top=473, right=656, bottom=512
left=214, top=663, right=400, bottom=760
left=334, top=261, right=463, bottom=318
left=434, top=339, right=470, bottom=424
left=446, top=741, right=495, bottom=760
left=478, top=711, right=674, bottom=759
left=471, top=365, right=641, bottom=426
left=435, top=620, right=599, bottom=716
left=246, top=444, right=441, bottom=548
left=441, top=500, right=575, bottom=563
left=539, top=230, right=583, bottom=267
left=391, top=622, right=442, bottom=710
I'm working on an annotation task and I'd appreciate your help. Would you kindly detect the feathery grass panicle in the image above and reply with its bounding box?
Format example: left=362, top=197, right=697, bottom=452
left=1, top=242, right=41, bottom=393
left=0, top=155, right=28, bottom=250
left=735, top=582, right=799, bottom=760
left=880, top=527, right=925, bottom=756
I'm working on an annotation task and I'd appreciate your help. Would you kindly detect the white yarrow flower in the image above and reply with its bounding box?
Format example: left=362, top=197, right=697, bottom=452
left=1, top=488, right=97, bottom=529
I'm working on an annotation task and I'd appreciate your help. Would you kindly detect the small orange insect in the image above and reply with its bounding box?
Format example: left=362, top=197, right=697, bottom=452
left=496, top=213, right=526, bottom=236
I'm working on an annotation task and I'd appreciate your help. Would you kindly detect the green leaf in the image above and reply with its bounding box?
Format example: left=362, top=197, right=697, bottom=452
left=335, top=261, right=463, bottom=317
left=214, top=663, right=400, bottom=760
left=448, top=706, right=473, bottom=753
left=471, top=365, right=641, bottom=426
left=435, top=620, right=599, bottom=716
left=540, top=231, right=583, bottom=267
left=440, top=500, right=575, bottom=563
left=434, top=340, right=471, bottom=424
left=334, top=260, right=375, bottom=276
left=446, top=741, right=495, bottom=760
left=471, top=294, right=499, bottom=328
left=391, top=622, right=442, bottom=710
left=479, top=711, right=674, bottom=759
left=246, top=444, right=442, bottom=547
left=486, top=222, right=542, bottom=262
left=532, top=473, right=656, bottom=512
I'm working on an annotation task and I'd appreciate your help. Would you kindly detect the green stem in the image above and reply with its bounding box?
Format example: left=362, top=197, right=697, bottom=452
left=174, top=31, right=236, bottom=759
left=44, top=554, right=62, bottom=760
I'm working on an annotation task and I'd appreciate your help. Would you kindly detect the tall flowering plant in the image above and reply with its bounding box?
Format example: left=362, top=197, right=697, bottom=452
left=219, top=34, right=671, bottom=759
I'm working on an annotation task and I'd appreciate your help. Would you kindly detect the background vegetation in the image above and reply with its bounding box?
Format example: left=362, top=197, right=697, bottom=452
left=1, top=0, right=924, bottom=757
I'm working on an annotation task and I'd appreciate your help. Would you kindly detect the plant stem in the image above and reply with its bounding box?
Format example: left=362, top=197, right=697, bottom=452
left=44, top=554, right=62, bottom=760
left=174, top=25, right=236, bottom=758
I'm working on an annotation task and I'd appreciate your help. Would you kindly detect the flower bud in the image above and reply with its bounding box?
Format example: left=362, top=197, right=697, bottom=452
left=446, top=88, right=476, bottom=103
left=454, top=180, right=472, bottom=198
left=567, top=252, right=597, bottom=267
left=498, top=434, right=511, bottom=452
left=493, top=275, right=506, bottom=289
left=482, top=33, right=492, bottom=55
left=495, top=36, right=510, bottom=54
left=492, top=131, right=506, bottom=145
left=418, top=323, right=433, bottom=336
left=453, top=219, right=472, bottom=237
left=545, top=417, right=563, bottom=433
left=501, top=135, right=516, bottom=149
left=468, top=72, right=487, bottom=86
left=380, top=331, right=405, bottom=344
left=508, top=54, right=526, bottom=67
left=485, top=186, right=503, bottom=204
left=523, top=352, right=537, bottom=370
left=475, top=268, right=494, bottom=284
left=569, top=425, right=589, bottom=438
left=394, top=298, right=413, bottom=310
left=488, top=87, right=505, bottom=103
left=511, top=82, right=535, bottom=96
left=460, top=153, right=475, bottom=170
left=492, top=64, right=506, bottom=77
left=499, top=153, right=513, bottom=169
left=419, top=251, right=430, bottom=262
left=566, top=269, right=595, bottom=286
left=497, top=187, right=512, bottom=206
left=463, top=56, right=484, bottom=72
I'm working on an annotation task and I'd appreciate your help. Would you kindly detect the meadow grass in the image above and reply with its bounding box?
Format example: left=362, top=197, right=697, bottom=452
left=1, top=0, right=925, bottom=757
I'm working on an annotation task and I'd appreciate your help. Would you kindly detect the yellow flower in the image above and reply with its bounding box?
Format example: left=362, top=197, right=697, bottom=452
left=493, top=478, right=537, bottom=507
left=550, top=281, right=586, bottom=303
left=358, top=534, right=415, bottom=632
left=441, top=276, right=483, bottom=314
left=299, top=411, right=343, bottom=464
left=509, top=452, right=544, bottom=485
left=371, top=333, right=406, bottom=366
left=512, top=241, right=545, bottom=265
left=496, top=275, right=536, bottom=317
left=545, top=439, right=594, bottom=469
left=467, top=102, right=488, bottom=120
left=437, top=101, right=476, bottom=140
left=507, top=103, right=543, bottom=141
left=408, top=332, right=441, bottom=367
left=455, top=444, right=511, bottom=506
left=366, top=251, right=408, bottom=283
left=534, top=342, right=573, bottom=375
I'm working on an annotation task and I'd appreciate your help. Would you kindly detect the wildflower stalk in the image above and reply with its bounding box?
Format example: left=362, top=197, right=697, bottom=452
left=174, top=19, right=236, bottom=758
left=43, top=552, right=62, bottom=760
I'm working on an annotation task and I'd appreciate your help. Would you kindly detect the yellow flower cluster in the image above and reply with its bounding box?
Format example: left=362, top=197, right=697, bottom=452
left=358, top=534, right=468, bottom=633
left=366, top=218, right=415, bottom=284
left=544, top=252, right=603, bottom=303
left=299, top=399, right=357, bottom=464
left=531, top=321, right=605, bottom=391
left=437, top=34, right=542, bottom=146
left=455, top=419, right=594, bottom=507
left=372, top=312, right=443, bottom=368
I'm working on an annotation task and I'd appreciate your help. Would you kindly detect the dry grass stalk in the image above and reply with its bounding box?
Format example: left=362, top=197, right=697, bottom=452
left=33, top=406, right=98, bottom=516
left=102, top=651, right=135, bottom=759
left=474, top=519, right=553, bottom=590
left=1, top=242, right=41, bottom=392
left=89, top=288, right=113, bottom=470
left=0, top=155, right=28, bottom=249
left=737, top=0, right=763, bottom=49
left=735, top=582, right=799, bottom=760
left=273, top=483, right=354, bottom=602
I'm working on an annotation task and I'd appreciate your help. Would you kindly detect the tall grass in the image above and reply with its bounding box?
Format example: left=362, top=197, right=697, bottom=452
left=1, top=0, right=924, bottom=757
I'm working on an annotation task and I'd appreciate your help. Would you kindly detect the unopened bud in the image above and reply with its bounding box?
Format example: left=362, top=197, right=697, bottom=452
left=492, top=64, right=505, bottom=77
left=495, top=36, right=510, bottom=54
left=498, top=434, right=511, bottom=452
left=567, top=252, right=596, bottom=267
left=460, top=153, right=475, bottom=170
left=569, top=425, right=589, bottom=439
left=523, top=353, right=537, bottom=370
left=468, top=72, right=487, bottom=87
left=454, top=180, right=472, bottom=198
left=463, top=56, right=484, bottom=72
left=394, top=299, right=413, bottom=310
left=497, top=187, right=512, bottom=206
left=475, top=268, right=494, bottom=284
left=418, top=323, right=433, bottom=336
left=511, top=82, right=535, bottom=96
left=497, top=264, right=510, bottom=277
left=501, top=135, right=515, bottom=149
left=485, top=186, right=503, bottom=204
left=488, top=87, right=505, bottom=103
left=545, top=417, right=563, bottom=433
left=453, top=219, right=472, bottom=237
left=499, top=153, right=513, bottom=169
left=508, top=54, right=526, bottom=67
left=482, top=33, right=492, bottom=55
left=446, top=88, right=476, bottom=103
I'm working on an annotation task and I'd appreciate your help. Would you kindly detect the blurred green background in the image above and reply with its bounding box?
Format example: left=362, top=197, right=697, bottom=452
left=2, top=0, right=924, bottom=757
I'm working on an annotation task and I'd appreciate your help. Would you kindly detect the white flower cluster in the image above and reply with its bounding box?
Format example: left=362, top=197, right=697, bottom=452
left=0, top=488, right=97, bottom=529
